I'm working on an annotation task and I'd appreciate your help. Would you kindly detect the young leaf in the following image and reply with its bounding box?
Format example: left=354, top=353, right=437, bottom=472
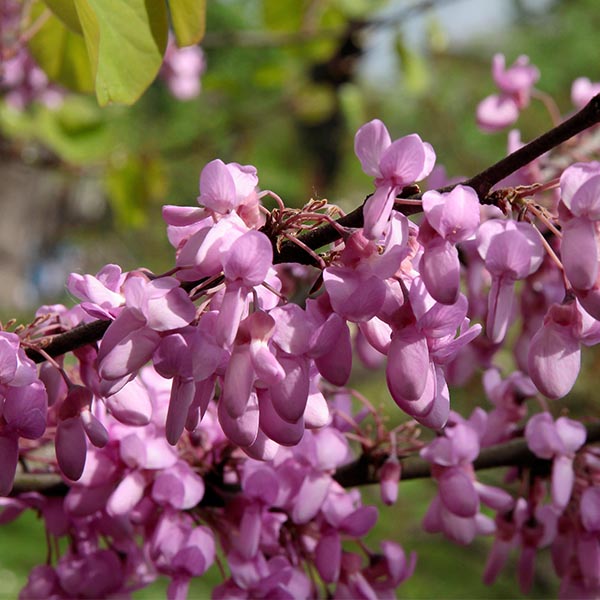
left=168, top=0, right=206, bottom=47
left=73, top=0, right=168, bottom=106
left=28, top=2, right=94, bottom=93
left=42, top=0, right=83, bottom=34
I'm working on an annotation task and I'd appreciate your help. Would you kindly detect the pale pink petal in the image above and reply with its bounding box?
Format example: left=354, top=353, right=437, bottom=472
left=362, top=184, right=397, bottom=241
left=339, top=506, right=378, bottom=536
left=438, top=469, right=479, bottom=517
left=581, top=487, right=600, bottom=532
left=107, top=470, right=146, bottom=516
left=105, top=378, right=153, bottom=426
left=291, top=472, right=331, bottom=524
left=241, top=430, right=280, bottom=461
left=223, top=230, right=272, bottom=286
left=222, top=346, right=254, bottom=418
left=218, top=393, right=260, bottom=447
left=303, top=389, right=330, bottom=429
left=386, top=327, right=429, bottom=401
left=555, top=416, right=586, bottom=454
left=486, top=276, right=516, bottom=344
left=379, top=134, right=428, bottom=184
left=323, top=268, right=387, bottom=322
left=421, top=238, right=460, bottom=305
left=354, top=119, right=390, bottom=177
left=572, top=77, right=600, bottom=109
left=422, top=185, right=480, bottom=243
left=257, top=390, right=305, bottom=446
left=269, top=356, right=310, bottom=423
left=315, top=531, right=341, bottom=583
left=561, top=162, right=600, bottom=210
left=314, top=321, right=352, bottom=386
left=551, top=455, right=575, bottom=510
left=528, top=322, right=580, bottom=399
left=198, top=159, right=237, bottom=213
left=477, top=94, right=519, bottom=132
left=569, top=173, right=600, bottom=219
left=561, top=218, right=598, bottom=290
left=166, top=378, right=196, bottom=445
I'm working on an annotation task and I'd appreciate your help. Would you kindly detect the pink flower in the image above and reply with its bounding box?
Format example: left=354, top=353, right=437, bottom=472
left=525, top=412, right=586, bottom=510
left=571, top=77, right=600, bottom=110
left=354, top=119, right=435, bottom=239
left=527, top=302, right=581, bottom=399
left=477, top=54, right=540, bottom=132
left=420, top=185, right=480, bottom=304
left=159, top=38, right=206, bottom=100
left=476, top=219, right=544, bottom=343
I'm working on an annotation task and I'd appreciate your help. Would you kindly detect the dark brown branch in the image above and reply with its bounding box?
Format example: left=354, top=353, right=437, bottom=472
left=12, top=422, right=600, bottom=498
left=278, top=93, right=600, bottom=265
left=26, top=319, right=110, bottom=363
left=23, top=95, right=600, bottom=362
left=465, top=93, right=600, bottom=199
left=333, top=421, right=600, bottom=488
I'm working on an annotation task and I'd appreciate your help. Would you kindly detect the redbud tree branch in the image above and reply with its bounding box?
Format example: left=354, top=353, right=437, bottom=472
left=332, top=421, right=600, bottom=488
left=12, top=421, right=600, bottom=498
left=16, top=96, right=600, bottom=496
left=24, top=94, right=600, bottom=363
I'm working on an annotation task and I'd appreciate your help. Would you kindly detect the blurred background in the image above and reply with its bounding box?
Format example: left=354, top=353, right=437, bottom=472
left=1, top=0, right=598, bottom=597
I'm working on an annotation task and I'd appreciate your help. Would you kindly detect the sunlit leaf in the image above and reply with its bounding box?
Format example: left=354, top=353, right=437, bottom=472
left=168, top=0, right=206, bottom=47
left=73, top=0, right=168, bottom=106
left=28, top=2, right=93, bottom=93
left=42, top=0, right=83, bottom=33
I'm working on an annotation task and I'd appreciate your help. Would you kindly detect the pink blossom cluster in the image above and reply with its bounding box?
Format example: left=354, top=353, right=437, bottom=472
left=1, top=49, right=64, bottom=110
left=476, top=54, right=540, bottom=132
left=479, top=412, right=600, bottom=597
left=3, top=66, right=600, bottom=597
left=159, top=37, right=206, bottom=100
left=2, top=364, right=413, bottom=598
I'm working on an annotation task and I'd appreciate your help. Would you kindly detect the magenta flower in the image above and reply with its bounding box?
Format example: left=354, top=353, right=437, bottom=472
left=477, top=54, right=540, bottom=132
left=0, top=332, right=48, bottom=495
left=527, top=302, right=581, bottom=399
left=477, top=219, right=544, bottom=343
left=354, top=119, right=435, bottom=239
left=420, top=185, right=480, bottom=304
left=525, top=412, right=586, bottom=510
left=97, top=275, right=195, bottom=388
left=159, top=38, right=206, bottom=101
left=215, top=230, right=273, bottom=347
left=67, top=264, right=125, bottom=320
left=571, top=77, right=600, bottom=110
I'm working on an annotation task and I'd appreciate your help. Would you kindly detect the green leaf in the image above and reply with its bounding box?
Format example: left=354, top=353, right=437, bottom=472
left=168, top=0, right=206, bottom=47
left=73, top=0, right=168, bottom=106
left=28, top=2, right=94, bottom=93
left=42, top=0, right=83, bottom=33
left=0, top=98, right=114, bottom=164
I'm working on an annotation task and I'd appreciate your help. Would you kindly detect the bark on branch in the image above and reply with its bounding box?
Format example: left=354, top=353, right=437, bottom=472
left=24, top=95, right=600, bottom=363
left=333, top=421, right=600, bottom=488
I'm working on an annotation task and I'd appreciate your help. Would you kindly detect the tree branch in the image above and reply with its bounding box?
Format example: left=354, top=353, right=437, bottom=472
left=333, top=421, right=600, bottom=488
left=465, top=93, right=600, bottom=198
left=24, top=94, right=600, bottom=362
left=12, top=422, right=600, bottom=499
